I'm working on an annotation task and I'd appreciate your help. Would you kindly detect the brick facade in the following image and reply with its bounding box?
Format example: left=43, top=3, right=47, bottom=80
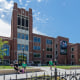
left=0, top=2, right=80, bottom=65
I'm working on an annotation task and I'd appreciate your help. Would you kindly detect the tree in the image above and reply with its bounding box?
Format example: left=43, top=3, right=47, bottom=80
left=0, top=38, right=8, bottom=60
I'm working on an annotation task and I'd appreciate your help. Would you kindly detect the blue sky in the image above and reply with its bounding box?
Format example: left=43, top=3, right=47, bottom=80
left=0, top=0, right=80, bottom=43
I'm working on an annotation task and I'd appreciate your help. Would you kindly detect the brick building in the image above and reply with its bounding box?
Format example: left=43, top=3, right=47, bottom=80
left=0, top=3, right=80, bottom=65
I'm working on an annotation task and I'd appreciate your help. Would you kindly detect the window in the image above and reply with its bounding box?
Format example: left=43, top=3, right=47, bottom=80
left=17, top=44, right=28, bottom=51
left=18, top=16, right=21, bottom=25
left=56, top=51, right=58, bottom=55
left=71, top=54, right=74, bottom=59
left=46, top=47, right=52, bottom=51
left=56, top=44, right=57, bottom=48
left=17, top=33, right=28, bottom=40
left=25, top=34, right=28, bottom=40
left=33, top=53, right=41, bottom=58
left=3, top=44, right=9, bottom=56
left=38, top=37, right=40, bottom=43
left=33, top=37, right=37, bottom=42
left=33, top=46, right=37, bottom=50
left=37, top=46, right=40, bottom=50
left=17, top=44, right=21, bottom=50
left=71, top=47, right=74, bottom=51
left=21, top=34, right=24, bottom=39
left=46, top=61, right=49, bottom=65
left=17, top=33, right=21, bottom=39
left=25, top=45, right=28, bottom=51
left=21, top=45, right=24, bottom=50
left=46, top=54, right=52, bottom=58
left=33, top=37, right=41, bottom=43
left=34, top=61, right=40, bottom=64
left=71, top=61, right=74, bottom=65
left=22, top=17, right=24, bottom=26
left=33, top=46, right=41, bottom=50
left=46, top=39, right=52, bottom=44
left=26, top=19, right=28, bottom=27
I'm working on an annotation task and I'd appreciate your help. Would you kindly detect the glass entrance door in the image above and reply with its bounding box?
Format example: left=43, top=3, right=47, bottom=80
left=18, top=54, right=27, bottom=65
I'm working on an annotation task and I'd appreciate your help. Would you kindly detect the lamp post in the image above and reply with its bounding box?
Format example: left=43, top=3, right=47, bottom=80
left=42, top=49, right=45, bottom=65
left=23, top=47, right=24, bottom=62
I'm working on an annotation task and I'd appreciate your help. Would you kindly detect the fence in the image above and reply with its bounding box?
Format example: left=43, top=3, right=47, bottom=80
left=1, top=68, right=80, bottom=80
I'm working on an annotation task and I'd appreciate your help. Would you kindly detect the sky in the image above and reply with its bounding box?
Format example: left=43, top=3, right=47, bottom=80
left=0, top=0, right=80, bottom=43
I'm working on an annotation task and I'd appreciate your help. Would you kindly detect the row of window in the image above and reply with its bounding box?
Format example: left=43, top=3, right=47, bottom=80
left=17, top=16, right=28, bottom=27
left=17, top=44, right=28, bottom=51
left=17, top=33, right=28, bottom=40
left=33, top=53, right=52, bottom=58
left=33, top=46, right=52, bottom=51
left=33, top=37, right=52, bottom=45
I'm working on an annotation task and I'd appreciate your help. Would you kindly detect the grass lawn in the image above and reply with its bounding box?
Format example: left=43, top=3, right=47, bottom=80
left=0, top=66, right=31, bottom=69
left=55, top=66, right=80, bottom=69
left=42, top=65, right=80, bottom=69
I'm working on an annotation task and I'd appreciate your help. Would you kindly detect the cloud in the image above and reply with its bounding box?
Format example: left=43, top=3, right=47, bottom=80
left=26, top=0, right=31, bottom=3
left=37, top=0, right=42, bottom=2
left=37, top=0, right=48, bottom=3
left=1, top=15, right=5, bottom=18
left=0, top=0, right=13, bottom=13
left=19, top=0, right=22, bottom=5
left=33, top=27, right=46, bottom=35
left=33, top=11, right=49, bottom=24
left=0, top=19, right=11, bottom=37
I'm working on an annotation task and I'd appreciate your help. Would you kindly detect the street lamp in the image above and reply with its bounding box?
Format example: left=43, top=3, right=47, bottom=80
left=23, top=47, right=24, bottom=62
left=42, top=49, right=45, bottom=65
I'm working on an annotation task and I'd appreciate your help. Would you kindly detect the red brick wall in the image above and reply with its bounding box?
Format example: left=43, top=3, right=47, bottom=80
left=32, top=34, right=55, bottom=64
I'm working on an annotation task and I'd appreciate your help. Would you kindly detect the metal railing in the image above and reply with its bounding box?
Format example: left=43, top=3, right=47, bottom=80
left=1, top=68, right=80, bottom=80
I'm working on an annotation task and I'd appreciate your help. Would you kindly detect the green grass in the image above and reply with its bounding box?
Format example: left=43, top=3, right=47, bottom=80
left=55, top=66, right=80, bottom=69
left=0, top=66, right=31, bottom=69
left=0, top=66, right=13, bottom=69
left=42, top=65, right=80, bottom=69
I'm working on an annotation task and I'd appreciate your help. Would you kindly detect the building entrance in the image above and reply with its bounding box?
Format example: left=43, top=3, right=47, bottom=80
left=18, top=54, right=27, bottom=65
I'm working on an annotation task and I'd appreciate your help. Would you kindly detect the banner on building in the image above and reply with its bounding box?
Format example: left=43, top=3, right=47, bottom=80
left=60, top=40, right=67, bottom=55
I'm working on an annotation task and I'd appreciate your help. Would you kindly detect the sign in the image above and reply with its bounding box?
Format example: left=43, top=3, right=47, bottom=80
left=60, top=40, right=67, bottom=55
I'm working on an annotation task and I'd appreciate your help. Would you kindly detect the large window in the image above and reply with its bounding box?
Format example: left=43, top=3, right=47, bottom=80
left=33, top=53, right=41, bottom=58
left=18, top=54, right=27, bottom=65
left=33, top=46, right=40, bottom=50
left=17, top=33, right=28, bottom=40
left=17, top=44, right=28, bottom=51
left=3, top=44, right=9, bottom=56
left=22, top=17, right=24, bottom=26
left=33, top=37, right=41, bottom=43
left=17, top=15, right=29, bottom=30
left=17, top=16, right=21, bottom=25
left=46, top=54, right=52, bottom=58
left=46, top=39, right=52, bottom=44
left=26, top=18, right=28, bottom=27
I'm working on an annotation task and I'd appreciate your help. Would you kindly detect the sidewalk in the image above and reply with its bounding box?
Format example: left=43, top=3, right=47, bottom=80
left=0, top=66, right=80, bottom=80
